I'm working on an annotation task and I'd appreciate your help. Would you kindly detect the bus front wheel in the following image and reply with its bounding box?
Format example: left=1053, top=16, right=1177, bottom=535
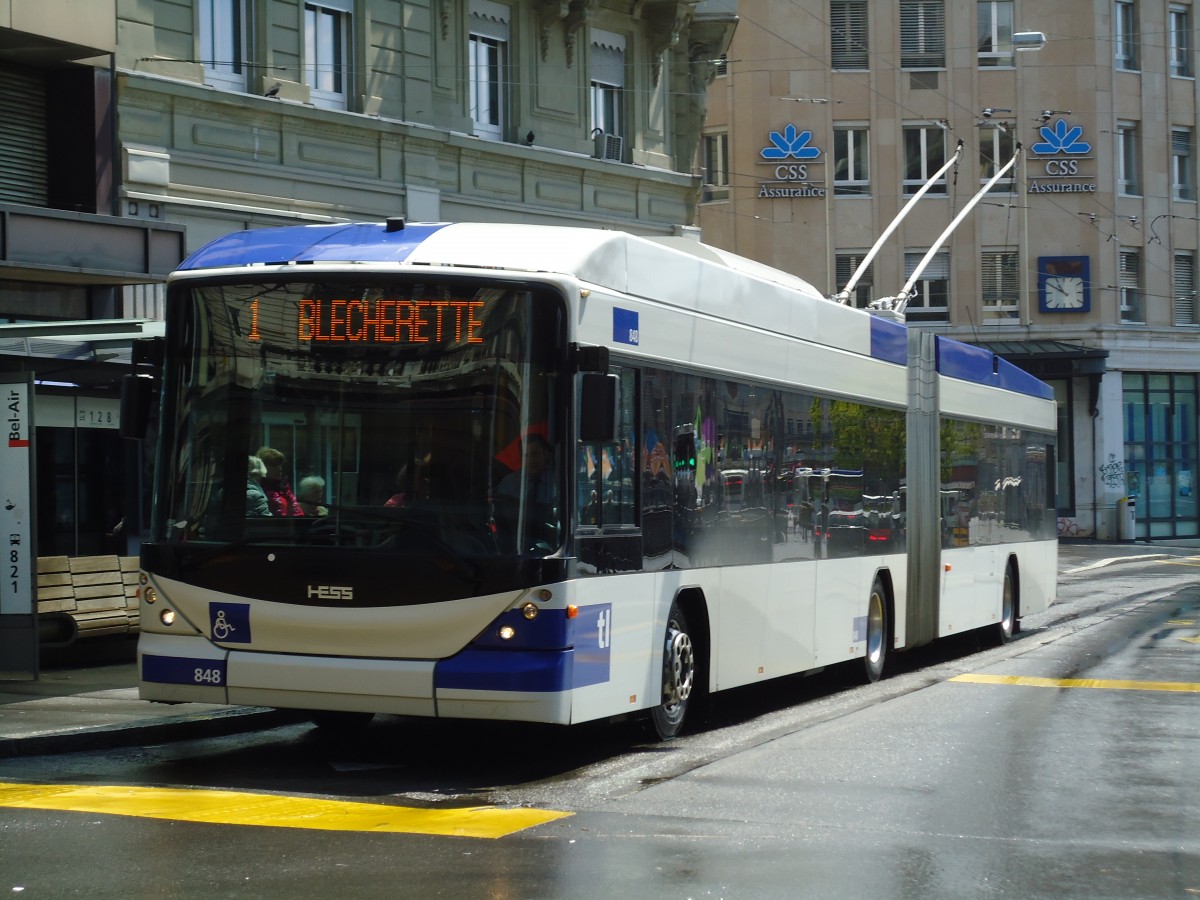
left=648, top=602, right=695, bottom=740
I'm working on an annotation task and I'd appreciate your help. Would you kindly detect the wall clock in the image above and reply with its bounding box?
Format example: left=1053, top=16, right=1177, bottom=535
left=1038, top=256, right=1090, bottom=312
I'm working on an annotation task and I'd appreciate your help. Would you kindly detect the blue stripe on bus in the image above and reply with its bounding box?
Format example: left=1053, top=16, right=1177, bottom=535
left=868, top=316, right=907, bottom=365
left=435, top=649, right=571, bottom=693
left=936, top=337, right=1054, bottom=400
left=436, top=603, right=613, bottom=693
left=142, top=654, right=227, bottom=687
left=178, top=222, right=451, bottom=270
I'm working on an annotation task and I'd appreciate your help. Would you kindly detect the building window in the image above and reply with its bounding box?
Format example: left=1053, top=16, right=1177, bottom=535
left=904, top=249, right=949, bottom=323
left=1173, top=128, right=1195, bottom=200
left=1123, top=372, right=1199, bottom=539
left=469, top=1, right=509, bottom=141
left=1171, top=5, right=1192, bottom=77
left=1120, top=248, right=1142, bottom=322
left=831, top=1, right=868, bottom=69
left=304, top=0, right=351, bottom=110
left=701, top=132, right=729, bottom=201
left=833, top=126, right=870, bottom=195
left=1118, top=122, right=1140, bottom=196
left=981, top=250, right=1019, bottom=320
left=1176, top=252, right=1196, bottom=324
left=590, top=30, right=626, bottom=159
left=977, top=1, right=1013, bottom=67
left=1115, top=0, right=1139, bottom=71
left=836, top=253, right=874, bottom=308
left=900, top=1, right=945, bottom=69
left=714, top=53, right=728, bottom=77
left=199, top=0, right=246, bottom=91
left=978, top=125, right=1015, bottom=192
left=903, top=125, right=947, bottom=195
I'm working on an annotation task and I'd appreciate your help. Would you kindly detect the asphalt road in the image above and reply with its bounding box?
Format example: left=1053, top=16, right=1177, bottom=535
left=0, top=544, right=1197, bottom=898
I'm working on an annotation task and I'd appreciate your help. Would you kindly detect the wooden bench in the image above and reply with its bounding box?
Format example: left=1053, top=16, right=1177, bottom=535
left=37, top=555, right=140, bottom=641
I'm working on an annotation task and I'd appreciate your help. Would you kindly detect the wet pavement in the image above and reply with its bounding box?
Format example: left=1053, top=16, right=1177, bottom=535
left=0, top=540, right=1194, bottom=757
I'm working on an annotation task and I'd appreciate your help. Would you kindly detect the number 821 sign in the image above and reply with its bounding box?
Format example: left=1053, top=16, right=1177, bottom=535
left=2, top=377, right=34, bottom=616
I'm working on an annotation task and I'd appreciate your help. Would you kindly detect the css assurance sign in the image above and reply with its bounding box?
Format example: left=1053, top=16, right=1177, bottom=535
left=1028, top=117, right=1096, bottom=194
left=758, top=124, right=826, bottom=198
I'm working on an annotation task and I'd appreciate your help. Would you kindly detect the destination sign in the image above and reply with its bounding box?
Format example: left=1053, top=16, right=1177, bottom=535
left=294, top=297, right=486, bottom=344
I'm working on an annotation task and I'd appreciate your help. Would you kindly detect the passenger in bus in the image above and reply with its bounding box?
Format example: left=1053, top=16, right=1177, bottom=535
left=297, top=475, right=328, bottom=516
left=496, top=434, right=559, bottom=550
left=246, top=455, right=271, bottom=517
left=256, top=447, right=304, bottom=516
left=385, top=455, right=431, bottom=509
left=498, top=434, right=556, bottom=507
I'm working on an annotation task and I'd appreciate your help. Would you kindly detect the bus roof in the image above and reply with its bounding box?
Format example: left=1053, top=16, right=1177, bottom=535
left=176, top=221, right=1052, bottom=402
left=178, top=221, right=824, bottom=295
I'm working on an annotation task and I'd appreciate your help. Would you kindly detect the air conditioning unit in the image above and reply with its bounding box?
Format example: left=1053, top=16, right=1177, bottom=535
left=593, top=132, right=623, bottom=161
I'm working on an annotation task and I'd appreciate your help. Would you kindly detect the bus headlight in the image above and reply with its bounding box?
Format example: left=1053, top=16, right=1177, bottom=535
left=498, top=625, right=516, bottom=641
left=159, top=609, right=176, bottom=626
left=144, top=587, right=158, bottom=605
left=521, top=602, right=539, bottom=620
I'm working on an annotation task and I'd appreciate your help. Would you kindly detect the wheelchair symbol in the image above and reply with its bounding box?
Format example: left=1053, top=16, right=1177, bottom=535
left=212, top=609, right=236, bottom=640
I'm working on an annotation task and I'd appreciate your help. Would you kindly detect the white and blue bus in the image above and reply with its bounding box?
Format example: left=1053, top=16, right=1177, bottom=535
left=130, top=220, right=1057, bottom=739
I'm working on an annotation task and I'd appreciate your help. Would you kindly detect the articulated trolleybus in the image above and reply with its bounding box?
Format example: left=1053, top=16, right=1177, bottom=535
left=132, top=220, right=1057, bottom=739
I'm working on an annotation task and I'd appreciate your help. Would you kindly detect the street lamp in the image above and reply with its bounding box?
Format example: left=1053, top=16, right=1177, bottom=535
left=1013, top=31, right=1046, bottom=51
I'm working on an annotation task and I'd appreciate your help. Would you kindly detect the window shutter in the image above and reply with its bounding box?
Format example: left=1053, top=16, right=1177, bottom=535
left=900, top=1, right=945, bottom=68
left=831, top=1, right=868, bottom=68
left=591, top=31, right=626, bottom=86
left=470, top=0, right=509, bottom=40
left=981, top=251, right=1018, bottom=304
left=0, top=66, right=47, bottom=205
left=837, top=253, right=873, bottom=307
left=1175, top=253, right=1196, bottom=324
left=906, top=250, right=949, bottom=280
left=1119, top=250, right=1140, bottom=288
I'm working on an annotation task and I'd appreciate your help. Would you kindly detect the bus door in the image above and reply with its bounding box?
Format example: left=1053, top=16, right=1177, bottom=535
left=575, top=366, right=639, bottom=573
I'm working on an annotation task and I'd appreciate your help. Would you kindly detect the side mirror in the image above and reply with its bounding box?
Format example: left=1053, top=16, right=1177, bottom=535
left=119, top=373, right=155, bottom=440
left=579, top=373, right=617, bottom=443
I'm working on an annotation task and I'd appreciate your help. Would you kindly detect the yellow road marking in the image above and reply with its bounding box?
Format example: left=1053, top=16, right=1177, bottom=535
left=950, top=673, right=1200, bottom=693
left=0, top=781, right=570, bottom=838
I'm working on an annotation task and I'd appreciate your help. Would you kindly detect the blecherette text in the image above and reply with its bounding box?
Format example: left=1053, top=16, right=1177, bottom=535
left=296, top=298, right=486, bottom=344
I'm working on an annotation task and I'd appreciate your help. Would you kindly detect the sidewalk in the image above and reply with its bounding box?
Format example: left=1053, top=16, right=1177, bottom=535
left=0, top=638, right=294, bottom=757
left=0, top=541, right=1195, bottom=757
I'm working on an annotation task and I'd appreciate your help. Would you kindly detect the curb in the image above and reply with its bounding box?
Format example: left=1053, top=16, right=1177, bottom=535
left=0, top=708, right=298, bottom=759
left=1061, top=553, right=1171, bottom=575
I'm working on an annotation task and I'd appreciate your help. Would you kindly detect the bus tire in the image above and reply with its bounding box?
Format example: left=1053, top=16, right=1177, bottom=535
left=649, top=602, right=695, bottom=740
left=992, top=562, right=1017, bottom=646
left=862, top=577, right=889, bottom=684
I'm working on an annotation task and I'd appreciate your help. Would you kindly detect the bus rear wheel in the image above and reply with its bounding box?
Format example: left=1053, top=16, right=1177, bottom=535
left=648, top=602, right=695, bottom=740
left=992, top=563, right=1017, bottom=646
left=862, top=577, right=889, bottom=684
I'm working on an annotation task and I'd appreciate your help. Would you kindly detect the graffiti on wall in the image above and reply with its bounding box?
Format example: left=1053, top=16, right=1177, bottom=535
left=1057, top=517, right=1092, bottom=538
left=1098, top=454, right=1125, bottom=490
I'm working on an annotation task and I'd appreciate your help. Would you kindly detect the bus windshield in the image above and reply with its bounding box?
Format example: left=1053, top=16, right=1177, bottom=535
left=154, top=275, right=567, bottom=559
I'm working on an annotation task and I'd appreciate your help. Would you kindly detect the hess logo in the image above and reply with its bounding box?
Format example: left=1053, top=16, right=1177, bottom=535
left=307, top=584, right=354, bottom=601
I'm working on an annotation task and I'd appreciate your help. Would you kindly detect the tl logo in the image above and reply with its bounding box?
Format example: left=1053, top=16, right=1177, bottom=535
left=596, top=608, right=610, bottom=650
left=760, top=124, right=822, bottom=160
left=1030, top=118, right=1092, bottom=156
